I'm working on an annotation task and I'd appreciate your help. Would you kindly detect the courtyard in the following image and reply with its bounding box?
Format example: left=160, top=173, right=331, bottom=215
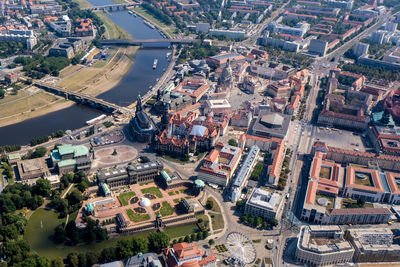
left=77, top=181, right=200, bottom=228
left=92, top=145, right=138, bottom=168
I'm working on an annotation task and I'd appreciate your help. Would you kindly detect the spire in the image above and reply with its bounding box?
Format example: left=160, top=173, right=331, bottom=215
left=137, top=94, right=142, bottom=112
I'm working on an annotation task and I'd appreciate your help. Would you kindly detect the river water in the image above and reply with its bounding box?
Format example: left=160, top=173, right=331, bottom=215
left=0, top=0, right=170, bottom=146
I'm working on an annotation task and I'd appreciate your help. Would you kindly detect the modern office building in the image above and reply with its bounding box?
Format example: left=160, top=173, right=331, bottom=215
left=308, top=39, right=328, bottom=57
left=296, top=225, right=354, bottom=266
left=244, top=188, right=284, bottom=220
left=347, top=228, right=400, bottom=262
left=230, top=145, right=260, bottom=202
left=354, top=42, right=369, bottom=57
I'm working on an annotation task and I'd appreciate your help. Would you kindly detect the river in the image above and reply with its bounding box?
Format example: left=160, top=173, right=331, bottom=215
left=0, top=0, right=170, bottom=146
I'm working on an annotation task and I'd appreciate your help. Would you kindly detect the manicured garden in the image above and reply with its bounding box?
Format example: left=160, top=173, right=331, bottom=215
left=118, top=191, right=136, bottom=206
left=159, top=201, right=174, bottom=216
left=141, top=186, right=163, bottom=198
left=126, top=209, right=150, bottom=222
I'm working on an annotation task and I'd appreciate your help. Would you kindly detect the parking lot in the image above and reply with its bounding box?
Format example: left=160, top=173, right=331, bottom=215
left=313, top=127, right=368, bottom=152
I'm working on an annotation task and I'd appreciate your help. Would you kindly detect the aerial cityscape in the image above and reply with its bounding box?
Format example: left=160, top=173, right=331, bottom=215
left=1, top=0, right=400, bottom=266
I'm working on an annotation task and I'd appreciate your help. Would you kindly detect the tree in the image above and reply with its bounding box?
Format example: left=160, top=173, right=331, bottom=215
left=132, top=236, right=149, bottom=254
left=357, top=197, right=365, bottom=207
left=78, top=253, right=87, bottom=267
left=148, top=232, right=170, bottom=252
left=86, top=251, right=100, bottom=266
left=54, top=224, right=65, bottom=244
left=256, top=217, right=263, bottom=228
left=191, top=233, right=197, bottom=241
left=116, top=239, right=134, bottom=259
left=51, top=258, right=64, bottom=267
left=67, top=253, right=79, bottom=267
left=268, top=218, right=278, bottom=227
left=101, top=247, right=116, bottom=263
left=67, top=190, right=83, bottom=206
left=196, top=232, right=203, bottom=240
left=228, top=138, right=238, bottom=147
left=184, top=235, right=190, bottom=243
left=30, top=146, right=47, bottom=158
left=33, top=178, right=51, bottom=197
left=2, top=162, right=13, bottom=180
left=208, top=239, right=215, bottom=245
left=206, top=199, right=214, bottom=210
left=248, top=216, right=255, bottom=227
left=0, top=89, right=5, bottom=98
left=203, top=230, right=209, bottom=239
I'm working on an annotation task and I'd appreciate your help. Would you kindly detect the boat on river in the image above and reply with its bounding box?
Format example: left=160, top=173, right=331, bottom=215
left=153, top=59, right=158, bottom=69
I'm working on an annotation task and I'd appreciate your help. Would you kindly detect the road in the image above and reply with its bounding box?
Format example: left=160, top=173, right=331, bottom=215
left=325, top=9, right=399, bottom=61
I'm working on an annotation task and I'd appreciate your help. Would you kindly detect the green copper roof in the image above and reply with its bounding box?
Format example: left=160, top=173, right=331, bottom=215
left=195, top=179, right=205, bottom=187
left=85, top=202, right=94, bottom=212
left=73, top=145, right=89, bottom=158
left=161, top=171, right=171, bottom=182
left=57, top=145, right=75, bottom=156
left=53, top=144, right=89, bottom=158
left=101, top=183, right=111, bottom=195
left=57, top=159, right=76, bottom=168
left=7, top=153, right=20, bottom=160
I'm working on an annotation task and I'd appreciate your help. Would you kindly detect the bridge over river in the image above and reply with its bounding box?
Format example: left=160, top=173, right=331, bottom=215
left=100, top=39, right=196, bottom=46
left=82, top=3, right=138, bottom=11
left=33, top=81, right=131, bottom=114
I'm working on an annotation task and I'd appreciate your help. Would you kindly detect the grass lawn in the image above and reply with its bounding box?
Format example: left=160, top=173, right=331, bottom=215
left=196, top=214, right=210, bottom=231
left=206, top=197, right=221, bottom=213
left=209, top=212, right=224, bottom=231
left=165, top=223, right=200, bottom=238
left=162, top=155, right=188, bottom=164
left=126, top=209, right=150, bottom=222
left=250, top=163, right=264, bottom=181
left=133, top=7, right=168, bottom=29
left=95, top=11, right=131, bottom=39
left=118, top=191, right=136, bottom=206
left=141, top=187, right=163, bottom=198
left=342, top=199, right=374, bottom=209
left=72, top=0, right=93, bottom=8
left=25, top=208, right=199, bottom=259
left=354, top=172, right=374, bottom=187
left=319, top=166, right=332, bottom=180
left=159, top=201, right=174, bottom=217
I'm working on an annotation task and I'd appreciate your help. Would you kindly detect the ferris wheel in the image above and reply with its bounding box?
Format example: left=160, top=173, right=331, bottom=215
left=225, top=231, right=257, bottom=267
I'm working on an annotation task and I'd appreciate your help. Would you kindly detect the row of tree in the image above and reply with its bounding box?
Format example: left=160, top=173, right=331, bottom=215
left=64, top=231, right=171, bottom=266
left=239, top=213, right=278, bottom=230
left=15, top=55, right=71, bottom=78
